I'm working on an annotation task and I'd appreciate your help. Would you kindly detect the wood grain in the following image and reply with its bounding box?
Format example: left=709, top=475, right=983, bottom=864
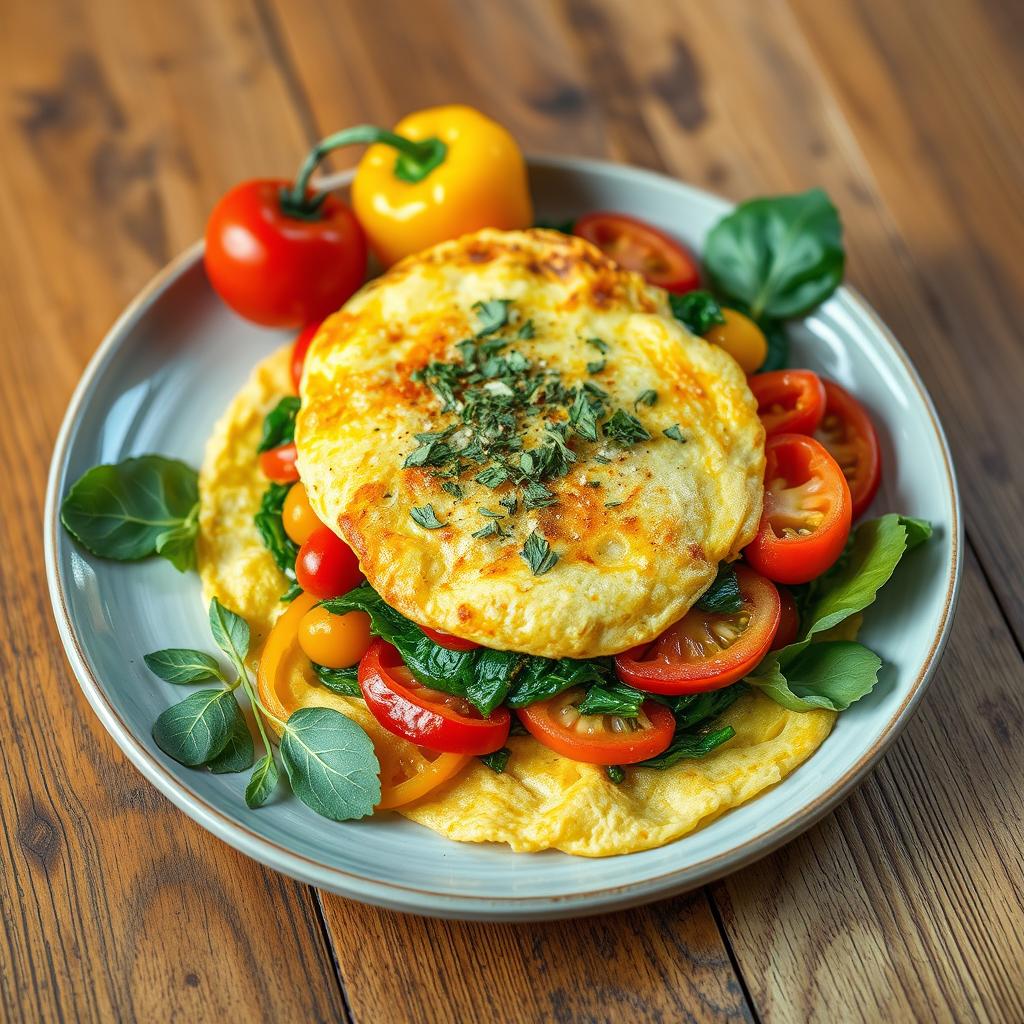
left=2, top=0, right=1023, bottom=1021
left=0, top=1, right=346, bottom=1021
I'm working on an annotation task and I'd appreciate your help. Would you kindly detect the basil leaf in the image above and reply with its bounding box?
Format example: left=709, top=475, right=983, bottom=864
left=752, top=641, right=881, bottom=712
left=144, top=648, right=224, bottom=685
left=636, top=725, right=736, bottom=770
left=280, top=708, right=380, bottom=820
left=254, top=483, right=300, bottom=582
left=704, top=189, right=844, bottom=320
left=61, top=455, right=199, bottom=571
left=257, top=396, right=301, bottom=453
left=479, top=748, right=511, bottom=774
left=695, top=564, right=742, bottom=614
left=314, top=663, right=361, bottom=697
left=152, top=689, right=237, bottom=767
left=209, top=598, right=250, bottom=664
left=576, top=680, right=645, bottom=718
left=669, top=290, right=725, bottom=335
left=207, top=707, right=256, bottom=774
left=506, top=657, right=613, bottom=708
left=246, top=754, right=279, bottom=808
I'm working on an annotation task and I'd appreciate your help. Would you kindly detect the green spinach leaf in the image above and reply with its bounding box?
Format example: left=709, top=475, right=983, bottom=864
left=144, top=648, right=224, bottom=685
left=207, top=707, right=256, bottom=773
left=576, top=679, right=645, bottom=718
left=279, top=707, right=380, bottom=820
left=152, top=689, right=238, bottom=767
left=669, top=290, right=725, bottom=335
left=506, top=657, right=613, bottom=708
left=479, top=748, right=511, bottom=773
left=757, top=319, right=790, bottom=372
left=254, top=483, right=300, bottom=583
left=209, top=597, right=250, bottom=666
left=61, top=456, right=199, bottom=571
left=257, top=396, right=301, bottom=453
left=704, top=189, right=844, bottom=320
left=695, top=564, right=743, bottom=614
left=246, top=754, right=279, bottom=808
left=636, top=725, right=736, bottom=769
left=314, top=663, right=361, bottom=697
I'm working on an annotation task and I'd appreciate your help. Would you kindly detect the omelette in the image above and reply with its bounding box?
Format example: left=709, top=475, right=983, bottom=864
left=198, top=228, right=835, bottom=856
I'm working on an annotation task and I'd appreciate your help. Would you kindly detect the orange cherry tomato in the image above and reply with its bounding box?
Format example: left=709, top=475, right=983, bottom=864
left=259, top=442, right=299, bottom=484
left=295, top=526, right=362, bottom=600
left=748, top=370, right=827, bottom=438
left=772, top=587, right=801, bottom=650
left=290, top=320, right=323, bottom=393
left=283, top=482, right=322, bottom=545
left=615, top=566, right=781, bottom=694
left=516, top=687, right=675, bottom=765
left=420, top=626, right=481, bottom=652
left=298, top=606, right=372, bottom=669
left=204, top=180, right=366, bottom=329
left=358, top=640, right=510, bottom=755
left=573, top=212, right=700, bottom=294
left=746, top=433, right=852, bottom=585
left=703, top=308, right=768, bottom=374
left=814, top=380, right=882, bottom=520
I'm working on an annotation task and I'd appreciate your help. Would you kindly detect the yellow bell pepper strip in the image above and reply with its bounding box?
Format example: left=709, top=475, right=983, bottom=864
left=257, top=589, right=470, bottom=810
left=283, top=106, right=533, bottom=268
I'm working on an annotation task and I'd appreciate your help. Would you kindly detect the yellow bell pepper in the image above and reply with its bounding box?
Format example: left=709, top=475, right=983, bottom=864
left=281, top=106, right=533, bottom=269
left=353, top=106, right=533, bottom=266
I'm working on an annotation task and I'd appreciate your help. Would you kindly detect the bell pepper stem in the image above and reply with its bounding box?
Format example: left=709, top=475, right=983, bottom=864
left=284, top=125, right=447, bottom=215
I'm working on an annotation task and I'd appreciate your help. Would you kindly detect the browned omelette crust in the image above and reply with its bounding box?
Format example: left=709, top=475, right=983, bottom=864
left=296, top=228, right=765, bottom=657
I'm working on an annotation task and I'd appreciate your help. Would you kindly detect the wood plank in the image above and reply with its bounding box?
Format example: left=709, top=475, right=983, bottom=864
left=787, top=0, right=1024, bottom=646
left=317, top=892, right=752, bottom=1024
left=0, top=1, right=347, bottom=1020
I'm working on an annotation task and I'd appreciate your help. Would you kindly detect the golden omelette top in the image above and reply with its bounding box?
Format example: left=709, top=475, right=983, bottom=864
left=295, top=228, right=765, bottom=658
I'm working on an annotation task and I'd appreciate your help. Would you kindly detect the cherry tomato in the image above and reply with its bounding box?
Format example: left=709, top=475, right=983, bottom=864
left=290, top=320, right=323, bottom=393
left=204, top=179, right=367, bottom=329
left=814, top=380, right=882, bottom=520
left=615, top=566, right=781, bottom=694
left=773, top=587, right=801, bottom=650
left=573, top=212, right=700, bottom=293
left=703, top=308, right=768, bottom=374
left=746, top=433, right=852, bottom=585
left=283, top=482, right=322, bottom=545
left=516, top=688, right=675, bottom=765
left=748, top=370, right=827, bottom=438
left=359, top=640, right=510, bottom=755
left=259, top=442, right=299, bottom=484
left=298, top=606, right=372, bottom=669
left=295, top=526, right=362, bottom=600
left=420, top=626, right=481, bottom=652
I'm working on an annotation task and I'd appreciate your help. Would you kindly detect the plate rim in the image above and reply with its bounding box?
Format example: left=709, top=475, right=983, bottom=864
left=44, top=155, right=963, bottom=920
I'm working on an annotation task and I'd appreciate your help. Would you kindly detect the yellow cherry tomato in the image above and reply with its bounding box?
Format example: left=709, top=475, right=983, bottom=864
left=297, top=606, right=372, bottom=669
left=353, top=105, right=533, bottom=266
left=703, top=308, right=768, bottom=374
left=282, top=482, right=321, bottom=545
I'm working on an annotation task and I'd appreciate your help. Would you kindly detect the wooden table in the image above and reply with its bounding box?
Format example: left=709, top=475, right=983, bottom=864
left=3, top=1, right=1023, bottom=1020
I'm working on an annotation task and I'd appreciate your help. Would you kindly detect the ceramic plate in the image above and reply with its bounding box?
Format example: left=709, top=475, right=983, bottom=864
left=45, top=156, right=961, bottom=920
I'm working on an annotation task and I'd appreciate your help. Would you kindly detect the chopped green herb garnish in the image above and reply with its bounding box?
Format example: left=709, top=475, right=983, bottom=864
left=521, top=531, right=558, bottom=575
left=634, top=389, right=658, bottom=410
left=604, top=500, right=623, bottom=508
left=475, top=464, right=511, bottom=488
left=477, top=507, right=505, bottom=518
left=472, top=519, right=508, bottom=540
left=480, top=748, right=511, bottom=773
left=605, top=765, right=626, bottom=784
left=517, top=320, right=535, bottom=340
left=663, top=424, right=687, bottom=442
left=441, top=481, right=463, bottom=499
left=586, top=358, right=606, bottom=374
left=523, top=480, right=557, bottom=510
left=603, top=409, right=651, bottom=447
left=409, top=505, right=446, bottom=529
left=499, top=494, right=518, bottom=516
left=473, top=298, right=511, bottom=336
left=569, top=390, right=600, bottom=442
left=586, top=337, right=609, bottom=354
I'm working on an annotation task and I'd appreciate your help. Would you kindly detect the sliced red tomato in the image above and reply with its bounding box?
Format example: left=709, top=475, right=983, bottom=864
left=573, top=212, right=700, bottom=293
left=259, top=442, right=299, bottom=484
left=290, top=319, right=323, bottom=393
left=295, top=526, right=362, bottom=600
left=359, top=639, right=509, bottom=755
left=772, top=587, right=801, bottom=650
left=748, top=369, right=827, bottom=438
left=516, top=688, right=674, bottom=765
left=746, top=433, right=852, bottom=585
left=420, top=626, right=481, bottom=652
left=615, top=566, right=781, bottom=694
left=814, top=380, right=882, bottom=520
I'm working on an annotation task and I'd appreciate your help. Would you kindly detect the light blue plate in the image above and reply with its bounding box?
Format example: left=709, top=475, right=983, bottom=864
left=44, top=157, right=961, bottom=920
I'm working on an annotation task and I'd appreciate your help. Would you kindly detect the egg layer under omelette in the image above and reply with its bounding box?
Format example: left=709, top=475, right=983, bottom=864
left=295, top=228, right=765, bottom=658
left=197, top=345, right=835, bottom=856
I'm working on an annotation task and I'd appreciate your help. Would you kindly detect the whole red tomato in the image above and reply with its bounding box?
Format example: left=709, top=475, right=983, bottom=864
left=204, top=180, right=367, bottom=328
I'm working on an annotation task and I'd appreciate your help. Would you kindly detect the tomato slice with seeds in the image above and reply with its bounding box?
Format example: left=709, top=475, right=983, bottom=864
left=615, top=566, right=781, bottom=694
left=814, top=380, right=882, bottom=520
left=259, top=442, right=300, bottom=484
left=748, top=370, right=827, bottom=438
left=420, top=626, right=481, bottom=652
left=746, top=433, right=852, bottom=585
left=516, top=687, right=675, bottom=765
left=573, top=212, right=700, bottom=294
left=358, top=639, right=509, bottom=756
